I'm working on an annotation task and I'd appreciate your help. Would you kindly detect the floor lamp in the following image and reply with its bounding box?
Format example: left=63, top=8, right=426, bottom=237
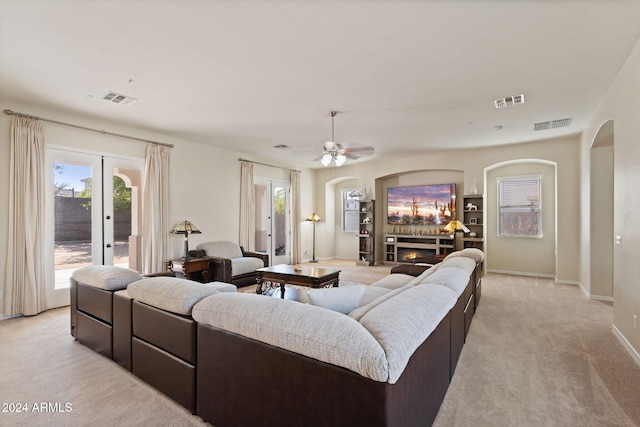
left=306, top=213, right=321, bottom=263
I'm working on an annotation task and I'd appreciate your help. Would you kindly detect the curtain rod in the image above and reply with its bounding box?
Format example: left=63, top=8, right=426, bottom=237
left=3, top=109, right=174, bottom=148
left=239, top=158, right=301, bottom=173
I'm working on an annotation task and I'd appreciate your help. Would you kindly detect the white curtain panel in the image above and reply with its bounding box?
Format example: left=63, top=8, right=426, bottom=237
left=239, top=161, right=255, bottom=251
left=142, top=143, right=171, bottom=274
left=290, top=170, right=301, bottom=264
left=4, top=117, right=47, bottom=316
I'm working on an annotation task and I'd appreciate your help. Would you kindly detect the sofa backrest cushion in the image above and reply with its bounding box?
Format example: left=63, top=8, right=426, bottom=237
left=127, top=277, right=222, bottom=315
left=306, top=284, right=366, bottom=314
left=349, top=283, right=414, bottom=322
left=437, top=256, right=476, bottom=274
left=358, top=284, right=457, bottom=384
left=421, top=267, right=470, bottom=295
left=71, top=265, right=142, bottom=291
left=358, top=285, right=392, bottom=307
left=196, top=241, right=243, bottom=259
left=193, top=293, right=389, bottom=382
left=460, top=248, right=484, bottom=263
left=369, top=273, right=415, bottom=290
left=405, top=262, right=442, bottom=287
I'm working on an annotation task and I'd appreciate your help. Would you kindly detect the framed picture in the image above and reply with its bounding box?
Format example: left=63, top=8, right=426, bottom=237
left=470, top=217, right=478, bottom=224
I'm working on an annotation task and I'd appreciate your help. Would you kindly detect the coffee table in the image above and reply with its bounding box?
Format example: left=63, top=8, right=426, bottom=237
left=256, top=264, right=341, bottom=298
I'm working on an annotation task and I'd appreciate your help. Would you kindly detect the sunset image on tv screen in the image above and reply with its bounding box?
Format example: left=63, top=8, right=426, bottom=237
left=387, top=183, right=455, bottom=225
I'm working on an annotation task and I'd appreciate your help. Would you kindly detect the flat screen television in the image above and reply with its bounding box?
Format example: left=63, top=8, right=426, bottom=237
left=387, top=183, right=456, bottom=225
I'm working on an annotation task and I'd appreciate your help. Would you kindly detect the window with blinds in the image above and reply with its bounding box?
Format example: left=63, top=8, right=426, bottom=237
left=498, top=175, right=542, bottom=238
left=343, top=189, right=361, bottom=232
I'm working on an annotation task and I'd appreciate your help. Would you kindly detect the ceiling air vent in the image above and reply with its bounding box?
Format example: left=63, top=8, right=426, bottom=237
left=533, top=118, right=572, bottom=131
left=102, top=91, right=138, bottom=106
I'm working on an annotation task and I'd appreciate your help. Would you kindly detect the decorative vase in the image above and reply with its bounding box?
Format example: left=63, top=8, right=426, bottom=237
left=469, top=181, right=478, bottom=195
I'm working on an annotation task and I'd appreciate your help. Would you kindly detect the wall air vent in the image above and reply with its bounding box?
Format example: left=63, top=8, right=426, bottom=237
left=533, top=118, right=572, bottom=131
left=102, top=91, right=138, bottom=106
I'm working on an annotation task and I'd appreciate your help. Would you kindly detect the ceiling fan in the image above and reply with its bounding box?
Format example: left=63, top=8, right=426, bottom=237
left=318, top=111, right=374, bottom=167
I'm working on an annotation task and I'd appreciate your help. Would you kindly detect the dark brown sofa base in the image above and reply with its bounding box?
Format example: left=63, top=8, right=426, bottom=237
left=196, top=314, right=451, bottom=427
left=71, top=280, right=132, bottom=365
left=131, top=300, right=197, bottom=414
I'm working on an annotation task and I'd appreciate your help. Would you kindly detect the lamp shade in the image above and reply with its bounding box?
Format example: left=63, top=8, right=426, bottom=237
left=443, top=219, right=470, bottom=233
left=171, top=220, right=202, bottom=235
left=306, top=213, right=321, bottom=222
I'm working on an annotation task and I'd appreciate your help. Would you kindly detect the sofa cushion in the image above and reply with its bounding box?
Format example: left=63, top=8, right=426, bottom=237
left=193, top=293, right=389, bottom=382
left=444, top=251, right=462, bottom=261
left=421, top=267, right=470, bottom=295
left=369, top=273, right=415, bottom=290
left=437, top=256, right=476, bottom=274
left=349, top=283, right=414, bottom=322
left=127, top=277, right=224, bottom=315
left=230, top=257, right=265, bottom=276
left=196, top=241, right=243, bottom=259
left=358, top=284, right=457, bottom=384
left=406, top=262, right=442, bottom=287
left=71, top=265, right=142, bottom=291
left=358, top=286, right=393, bottom=307
left=460, top=248, right=485, bottom=263
left=306, top=284, right=366, bottom=314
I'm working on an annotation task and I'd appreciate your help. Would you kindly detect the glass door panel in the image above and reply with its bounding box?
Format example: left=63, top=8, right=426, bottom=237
left=46, top=149, right=142, bottom=310
left=254, top=179, right=290, bottom=265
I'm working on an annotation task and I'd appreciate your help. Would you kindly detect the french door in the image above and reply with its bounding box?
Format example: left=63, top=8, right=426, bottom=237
left=45, top=148, right=143, bottom=309
left=254, top=178, right=291, bottom=265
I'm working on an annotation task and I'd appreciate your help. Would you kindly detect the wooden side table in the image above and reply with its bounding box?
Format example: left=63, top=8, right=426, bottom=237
left=167, top=258, right=211, bottom=282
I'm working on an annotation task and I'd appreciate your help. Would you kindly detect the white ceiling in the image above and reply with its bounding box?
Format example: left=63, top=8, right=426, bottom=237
left=2, top=0, right=640, bottom=169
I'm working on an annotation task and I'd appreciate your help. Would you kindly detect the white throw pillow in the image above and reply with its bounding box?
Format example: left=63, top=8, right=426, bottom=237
left=306, top=284, right=366, bottom=314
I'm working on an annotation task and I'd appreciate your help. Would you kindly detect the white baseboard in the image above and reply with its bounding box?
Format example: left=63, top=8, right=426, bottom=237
left=591, top=294, right=614, bottom=302
left=612, top=324, right=640, bottom=367
left=487, top=269, right=555, bottom=279
left=487, top=270, right=593, bottom=298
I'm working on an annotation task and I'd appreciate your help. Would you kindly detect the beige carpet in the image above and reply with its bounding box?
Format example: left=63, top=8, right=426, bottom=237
left=1, top=269, right=639, bottom=426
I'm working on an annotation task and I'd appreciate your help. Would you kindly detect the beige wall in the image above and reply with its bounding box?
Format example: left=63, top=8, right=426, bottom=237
left=0, top=100, right=316, bottom=316
left=486, top=161, right=556, bottom=276
left=581, top=37, right=640, bottom=359
left=589, top=145, right=614, bottom=299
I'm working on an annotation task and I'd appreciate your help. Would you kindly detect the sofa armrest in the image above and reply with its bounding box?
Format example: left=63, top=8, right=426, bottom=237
left=241, top=249, right=269, bottom=267
left=202, top=256, right=233, bottom=283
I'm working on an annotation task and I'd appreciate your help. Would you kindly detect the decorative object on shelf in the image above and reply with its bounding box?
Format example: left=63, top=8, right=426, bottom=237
left=348, top=189, right=363, bottom=200
left=171, top=220, right=202, bottom=260
left=361, top=207, right=367, bottom=212
left=306, top=212, right=321, bottom=263
left=469, top=181, right=478, bottom=195
left=362, top=217, right=371, bottom=224
left=469, top=217, right=478, bottom=224
left=469, top=231, right=477, bottom=238
left=466, top=203, right=478, bottom=211
left=320, top=111, right=374, bottom=167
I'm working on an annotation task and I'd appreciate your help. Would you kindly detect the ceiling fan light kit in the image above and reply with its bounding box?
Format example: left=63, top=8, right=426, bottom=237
left=319, top=111, right=373, bottom=167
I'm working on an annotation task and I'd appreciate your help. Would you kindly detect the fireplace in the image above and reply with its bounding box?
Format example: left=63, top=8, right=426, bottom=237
left=397, top=247, right=436, bottom=262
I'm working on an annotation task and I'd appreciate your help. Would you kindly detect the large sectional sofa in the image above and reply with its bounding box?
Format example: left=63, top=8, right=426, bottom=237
left=70, top=248, right=484, bottom=427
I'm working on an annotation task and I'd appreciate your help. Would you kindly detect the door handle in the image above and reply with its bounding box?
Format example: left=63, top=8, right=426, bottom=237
left=106, top=215, right=111, bottom=220
left=106, top=244, right=112, bottom=248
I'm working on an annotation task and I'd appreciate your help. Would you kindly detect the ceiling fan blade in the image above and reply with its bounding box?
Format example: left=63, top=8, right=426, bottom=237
left=344, top=146, right=374, bottom=153
left=345, top=153, right=360, bottom=160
